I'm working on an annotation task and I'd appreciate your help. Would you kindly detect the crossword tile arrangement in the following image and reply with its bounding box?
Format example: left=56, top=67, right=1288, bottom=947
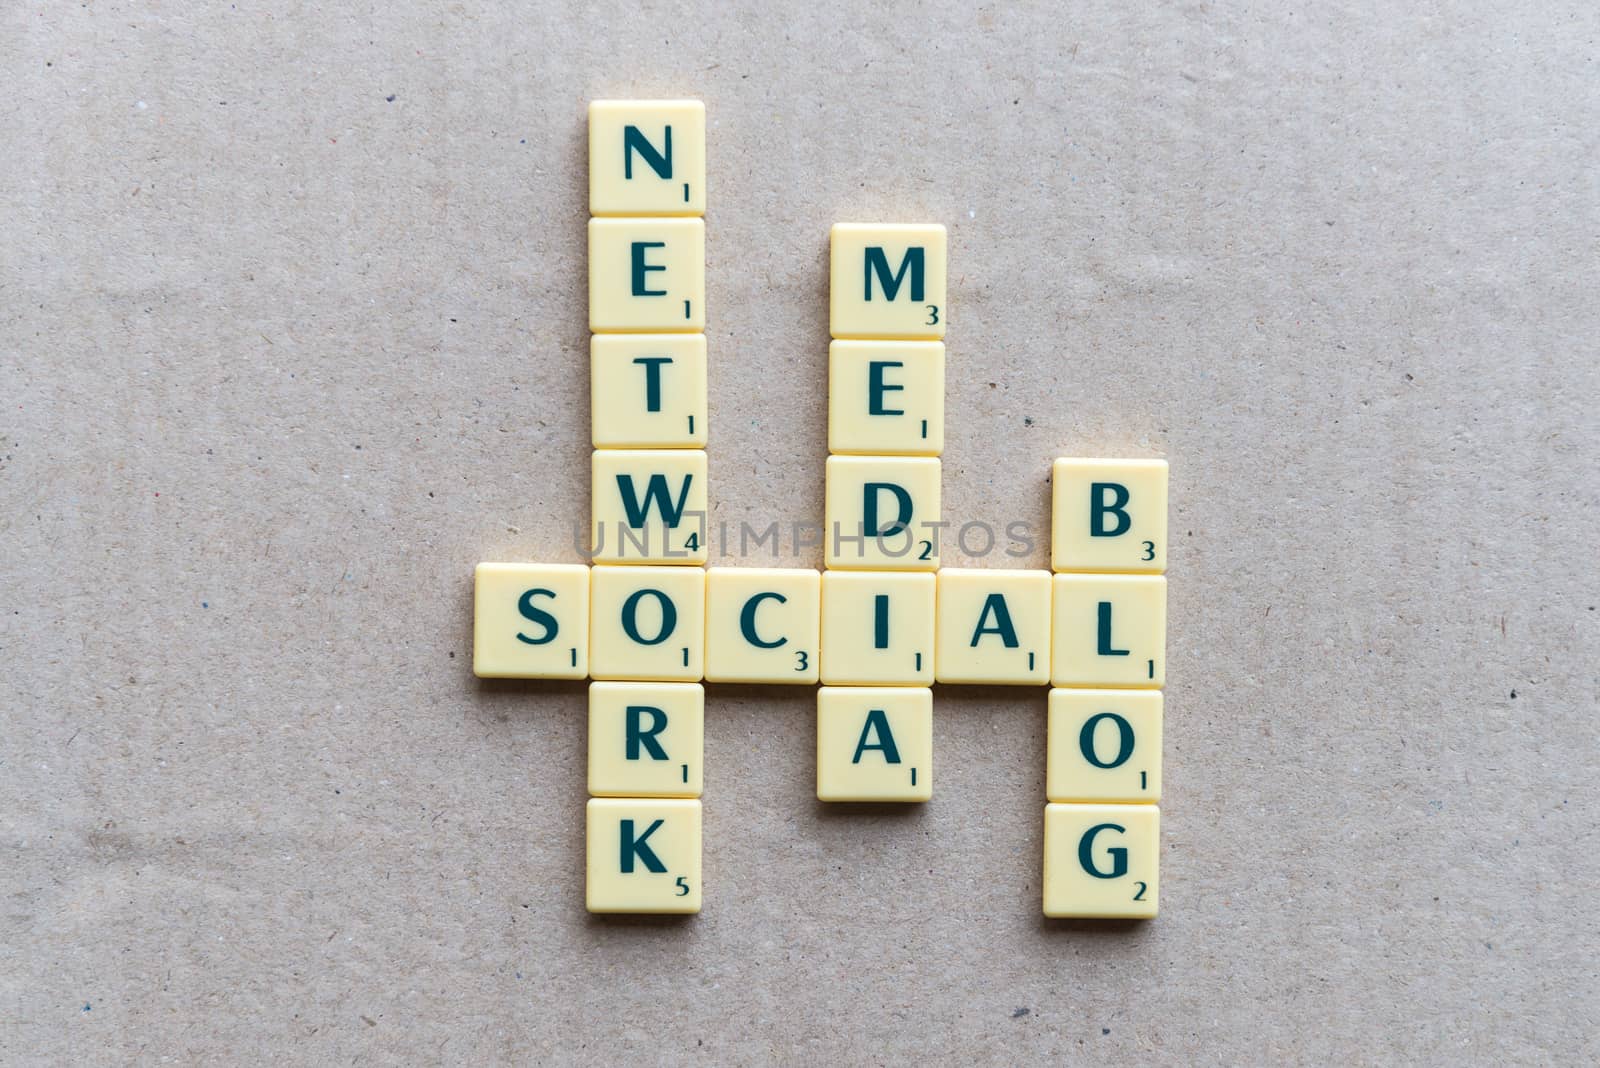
left=472, top=100, right=1170, bottom=920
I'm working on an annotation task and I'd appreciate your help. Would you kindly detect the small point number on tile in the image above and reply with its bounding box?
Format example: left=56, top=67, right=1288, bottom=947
left=925, top=305, right=939, bottom=325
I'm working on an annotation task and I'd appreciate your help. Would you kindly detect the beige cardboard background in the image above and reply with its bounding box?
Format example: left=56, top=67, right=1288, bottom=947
left=4, top=2, right=1597, bottom=1063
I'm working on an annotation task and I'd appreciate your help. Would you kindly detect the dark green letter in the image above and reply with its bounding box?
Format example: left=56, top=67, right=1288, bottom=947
left=625, top=706, right=670, bottom=760
left=863, top=247, right=925, bottom=302
left=1078, top=823, right=1128, bottom=879
left=970, top=593, right=1019, bottom=648
left=631, top=241, right=667, bottom=296
left=1090, top=482, right=1131, bottom=537
left=619, top=818, right=667, bottom=873
left=851, top=709, right=902, bottom=764
left=740, top=591, right=787, bottom=649
left=616, top=474, right=693, bottom=528
left=632, top=356, right=672, bottom=412
left=1078, top=712, right=1134, bottom=769
left=862, top=482, right=913, bottom=538
left=515, top=588, right=558, bottom=645
left=621, top=588, right=677, bottom=646
left=623, top=125, right=672, bottom=179
left=867, top=361, right=905, bottom=415
left=1097, top=602, right=1129, bottom=656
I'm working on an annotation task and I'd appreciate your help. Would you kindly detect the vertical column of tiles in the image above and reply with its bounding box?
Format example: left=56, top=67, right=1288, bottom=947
left=585, top=100, right=707, bottom=914
left=816, top=223, right=947, bottom=803
left=1042, top=458, right=1168, bottom=919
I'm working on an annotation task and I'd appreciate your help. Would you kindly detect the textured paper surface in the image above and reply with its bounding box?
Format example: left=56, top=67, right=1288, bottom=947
left=4, top=3, right=1598, bottom=1063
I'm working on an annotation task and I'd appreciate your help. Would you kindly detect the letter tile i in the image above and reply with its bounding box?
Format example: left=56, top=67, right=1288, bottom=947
left=815, top=222, right=948, bottom=803
left=1041, top=457, right=1169, bottom=919
left=585, top=100, right=708, bottom=915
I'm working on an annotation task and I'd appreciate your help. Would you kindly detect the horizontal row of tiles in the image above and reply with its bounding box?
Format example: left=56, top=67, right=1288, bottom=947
left=474, top=564, right=1165, bottom=688
left=588, top=454, right=1169, bottom=573
left=585, top=219, right=951, bottom=340
left=589, top=96, right=952, bottom=342
left=590, top=104, right=948, bottom=351
left=585, top=797, right=1159, bottom=918
left=588, top=101, right=946, bottom=335
left=591, top=336, right=962, bottom=455
left=586, top=682, right=1160, bottom=805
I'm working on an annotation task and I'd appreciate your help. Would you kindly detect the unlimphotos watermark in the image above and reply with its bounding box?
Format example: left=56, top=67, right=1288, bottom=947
left=575, top=515, right=1039, bottom=561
